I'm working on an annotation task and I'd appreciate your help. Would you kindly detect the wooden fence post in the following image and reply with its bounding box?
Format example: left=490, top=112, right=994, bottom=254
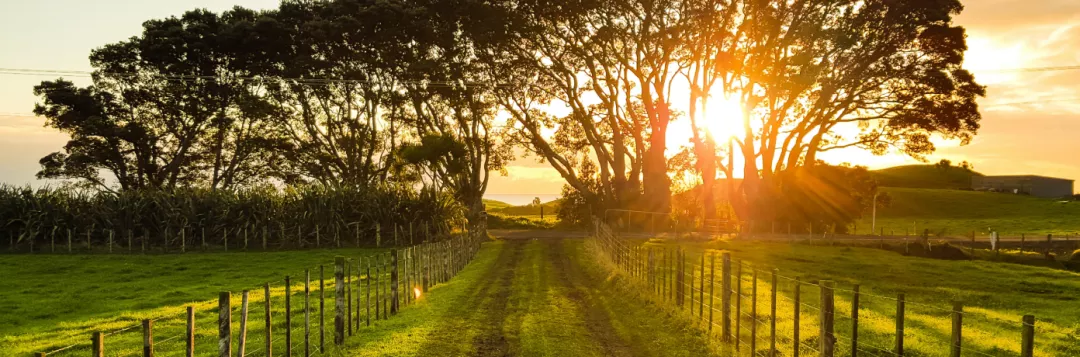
left=142, top=319, right=153, bottom=357
left=793, top=277, right=800, bottom=357
left=264, top=283, right=271, bottom=357
left=187, top=306, right=195, bottom=357
left=751, top=269, right=757, bottom=354
left=285, top=276, right=292, bottom=356
left=1021, top=315, right=1035, bottom=357
left=721, top=253, right=731, bottom=341
left=92, top=331, right=103, bottom=357
left=335, top=257, right=345, bottom=345
left=320, top=265, right=325, bottom=352
left=819, top=280, right=835, bottom=357
left=392, top=249, right=399, bottom=314
left=770, top=269, right=777, bottom=356
left=735, top=262, right=742, bottom=352
left=347, top=259, right=353, bottom=336
left=699, top=254, right=705, bottom=322
left=305, top=270, right=310, bottom=357
left=709, top=254, right=715, bottom=334
left=851, top=284, right=859, bottom=357
left=951, top=301, right=963, bottom=357
left=218, top=292, right=231, bottom=357
left=376, top=255, right=382, bottom=320
left=239, top=291, right=249, bottom=356
left=383, top=253, right=390, bottom=319
left=366, top=260, right=372, bottom=327
left=896, top=293, right=905, bottom=356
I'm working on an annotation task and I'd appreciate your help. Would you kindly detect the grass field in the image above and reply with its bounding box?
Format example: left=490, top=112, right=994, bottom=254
left=2, top=237, right=721, bottom=356
left=643, top=238, right=1080, bottom=356
left=854, top=187, right=1080, bottom=236
left=0, top=248, right=388, bottom=356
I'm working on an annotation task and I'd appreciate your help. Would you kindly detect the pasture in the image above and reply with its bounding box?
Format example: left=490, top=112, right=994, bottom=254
left=632, top=237, right=1080, bottom=356
left=854, top=187, right=1080, bottom=236
left=0, top=248, right=386, bottom=355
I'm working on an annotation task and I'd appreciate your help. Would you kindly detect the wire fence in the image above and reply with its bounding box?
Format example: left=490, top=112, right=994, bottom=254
left=31, top=222, right=486, bottom=357
left=589, top=219, right=1042, bottom=357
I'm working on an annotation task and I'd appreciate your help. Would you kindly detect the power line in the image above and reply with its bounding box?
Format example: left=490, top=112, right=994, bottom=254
left=0, top=67, right=516, bottom=88
left=976, top=65, right=1080, bottom=73
left=983, top=97, right=1080, bottom=108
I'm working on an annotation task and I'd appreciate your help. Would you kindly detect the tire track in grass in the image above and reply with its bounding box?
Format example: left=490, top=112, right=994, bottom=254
left=414, top=239, right=524, bottom=356
left=545, top=238, right=635, bottom=356
left=554, top=238, right=720, bottom=357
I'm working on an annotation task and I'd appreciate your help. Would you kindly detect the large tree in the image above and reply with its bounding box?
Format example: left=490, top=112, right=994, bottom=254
left=722, top=0, right=983, bottom=219
left=33, top=8, right=291, bottom=191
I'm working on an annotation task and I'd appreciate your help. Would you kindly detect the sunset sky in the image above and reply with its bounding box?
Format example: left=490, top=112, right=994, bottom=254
left=1, top=0, right=1077, bottom=196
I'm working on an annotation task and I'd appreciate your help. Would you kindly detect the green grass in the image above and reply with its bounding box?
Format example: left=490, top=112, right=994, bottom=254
left=487, top=213, right=556, bottom=230
left=871, top=164, right=982, bottom=189
left=483, top=199, right=513, bottom=211
left=0, top=248, right=390, bottom=356
left=642, top=238, right=1080, bottom=357
left=3, top=237, right=723, bottom=356
left=855, top=187, right=1080, bottom=236
left=340, top=239, right=720, bottom=356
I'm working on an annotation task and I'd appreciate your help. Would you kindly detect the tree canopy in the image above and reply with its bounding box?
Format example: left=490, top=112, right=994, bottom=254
left=25, top=0, right=984, bottom=226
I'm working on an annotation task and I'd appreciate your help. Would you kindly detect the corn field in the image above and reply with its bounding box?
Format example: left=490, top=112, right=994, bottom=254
left=0, top=184, right=465, bottom=252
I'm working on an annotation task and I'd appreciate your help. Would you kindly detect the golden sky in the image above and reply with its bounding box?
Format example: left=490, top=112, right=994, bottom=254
left=1, top=0, right=1077, bottom=195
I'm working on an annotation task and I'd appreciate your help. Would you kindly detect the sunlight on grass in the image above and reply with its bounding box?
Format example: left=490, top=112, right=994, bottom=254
left=625, top=238, right=1077, bottom=356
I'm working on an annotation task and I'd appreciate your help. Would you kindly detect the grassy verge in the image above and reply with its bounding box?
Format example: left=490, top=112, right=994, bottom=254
left=643, top=238, right=1079, bottom=356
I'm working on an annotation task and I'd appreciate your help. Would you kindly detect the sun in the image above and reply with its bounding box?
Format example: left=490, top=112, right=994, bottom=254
left=700, top=94, right=744, bottom=141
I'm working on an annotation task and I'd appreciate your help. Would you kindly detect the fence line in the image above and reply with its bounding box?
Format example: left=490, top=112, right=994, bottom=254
left=32, top=222, right=486, bottom=357
left=590, top=219, right=1040, bottom=357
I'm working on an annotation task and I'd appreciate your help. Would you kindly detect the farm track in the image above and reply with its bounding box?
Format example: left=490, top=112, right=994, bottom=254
left=344, top=237, right=718, bottom=356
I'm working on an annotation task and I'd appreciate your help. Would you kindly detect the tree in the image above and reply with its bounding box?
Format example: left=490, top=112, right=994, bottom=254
left=476, top=0, right=712, bottom=215
left=719, top=0, right=984, bottom=219
left=33, top=8, right=292, bottom=191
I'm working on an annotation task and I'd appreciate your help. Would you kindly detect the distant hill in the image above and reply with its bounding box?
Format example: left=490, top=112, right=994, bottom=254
left=855, top=187, right=1080, bottom=235
left=485, top=198, right=561, bottom=216
left=483, top=199, right=513, bottom=210
left=871, top=165, right=983, bottom=189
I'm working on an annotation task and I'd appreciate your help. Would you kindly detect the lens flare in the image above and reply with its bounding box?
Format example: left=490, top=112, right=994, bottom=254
left=414, top=287, right=422, bottom=299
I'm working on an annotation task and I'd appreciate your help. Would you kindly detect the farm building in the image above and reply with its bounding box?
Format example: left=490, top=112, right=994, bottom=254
left=971, top=175, right=1074, bottom=198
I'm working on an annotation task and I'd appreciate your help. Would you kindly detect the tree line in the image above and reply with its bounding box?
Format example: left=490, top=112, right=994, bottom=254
left=26, top=0, right=984, bottom=231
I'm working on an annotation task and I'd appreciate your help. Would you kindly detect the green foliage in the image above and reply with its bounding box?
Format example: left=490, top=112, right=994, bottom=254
left=0, top=184, right=463, bottom=250
left=488, top=201, right=560, bottom=216
left=486, top=213, right=554, bottom=230
left=871, top=164, right=983, bottom=189
left=750, top=164, right=885, bottom=233
left=556, top=184, right=592, bottom=228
